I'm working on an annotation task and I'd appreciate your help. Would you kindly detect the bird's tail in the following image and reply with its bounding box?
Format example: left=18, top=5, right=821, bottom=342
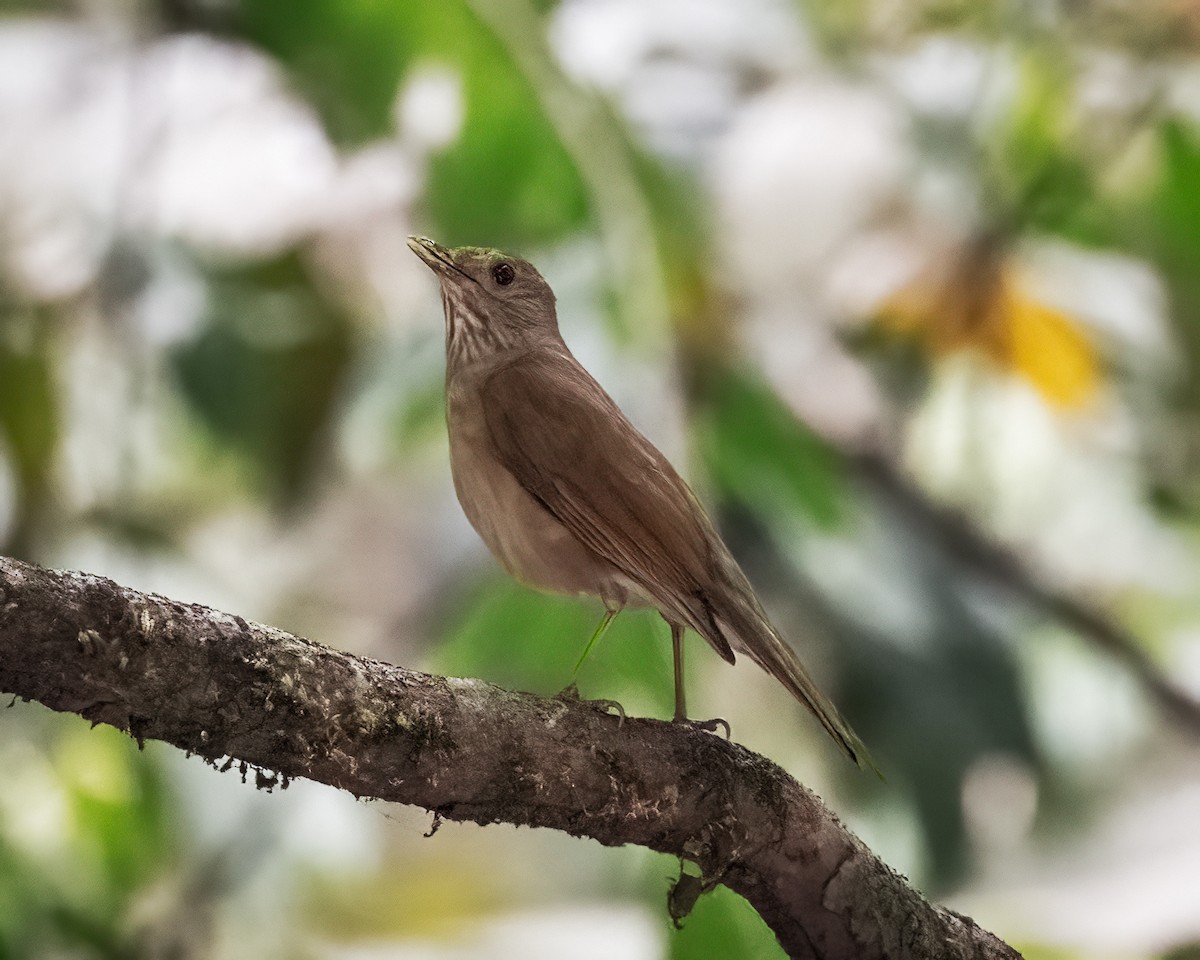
left=712, top=597, right=879, bottom=775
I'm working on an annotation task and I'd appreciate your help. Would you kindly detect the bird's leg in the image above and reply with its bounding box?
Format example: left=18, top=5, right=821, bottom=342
left=572, top=603, right=622, bottom=676
left=557, top=602, right=625, bottom=724
left=668, top=619, right=731, bottom=738
left=671, top=620, right=687, bottom=722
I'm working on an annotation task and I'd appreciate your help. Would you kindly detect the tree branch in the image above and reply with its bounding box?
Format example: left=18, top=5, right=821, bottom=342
left=852, top=451, right=1200, bottom=737
left=0, top=555, right=1018, bottom=960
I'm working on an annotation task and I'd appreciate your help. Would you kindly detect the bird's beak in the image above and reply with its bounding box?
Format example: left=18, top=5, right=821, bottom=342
left=407, top=236, right=456, bottom=275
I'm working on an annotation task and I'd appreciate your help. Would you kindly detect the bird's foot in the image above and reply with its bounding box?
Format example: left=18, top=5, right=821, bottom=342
left=674, top=715, right=732, bottom=739
left=556, top=682, right=626, bottom=727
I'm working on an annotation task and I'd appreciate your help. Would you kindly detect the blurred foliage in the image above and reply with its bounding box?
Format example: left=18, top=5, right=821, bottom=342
left=664, top=880, right=783, bottom=960
left=1140, top=122, right=1200, bottom=401
left=0, top=306, right=57, bottom=551
left=2, top=0, right=1199, bottom=956
left=436, top=574, right=677, bottom=717
left=239, top=0, right=589, bottom=248
left=987, top=54, right=1110, bottom=244
left=299, top=856, right=510, bottom=942
left=717, top=495, right=1037, bottom=889
left=698, top=371, right=845, bottom=529
left=0, top=718, right=177, bottom=958
left=837, top=579, right=1037, bottom=887
left=171, top=254, right=353, bottom=504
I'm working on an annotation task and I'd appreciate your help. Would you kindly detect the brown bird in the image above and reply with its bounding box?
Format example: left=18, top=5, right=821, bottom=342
left=408, top=236, right=872, bottom=768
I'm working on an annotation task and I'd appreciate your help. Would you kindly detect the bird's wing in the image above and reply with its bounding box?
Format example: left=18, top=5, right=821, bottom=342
left=480, top=349, right=735, bottom=663
left=482, top=349, right=876, bottom=770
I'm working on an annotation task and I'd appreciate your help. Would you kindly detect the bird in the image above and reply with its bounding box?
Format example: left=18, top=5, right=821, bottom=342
left=408, top=235, right=873, bottom=768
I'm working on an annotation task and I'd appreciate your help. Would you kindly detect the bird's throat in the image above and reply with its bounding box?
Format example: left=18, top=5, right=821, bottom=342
left=441, top=287, right=518, bottom=366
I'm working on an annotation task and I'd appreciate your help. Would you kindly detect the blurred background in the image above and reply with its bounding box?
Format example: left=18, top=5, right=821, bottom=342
left=2, top=0, right=1200, bottom=956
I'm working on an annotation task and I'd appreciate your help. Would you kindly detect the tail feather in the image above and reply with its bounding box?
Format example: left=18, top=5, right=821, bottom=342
left=714, top=606, right=880, bottom=776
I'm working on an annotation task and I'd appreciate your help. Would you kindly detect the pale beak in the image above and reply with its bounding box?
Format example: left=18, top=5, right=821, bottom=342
left=407, top=236, right=456, bottom=275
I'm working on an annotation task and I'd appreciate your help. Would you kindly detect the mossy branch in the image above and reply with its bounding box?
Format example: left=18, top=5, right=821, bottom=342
left=0, top=555, right=1019, bottom=960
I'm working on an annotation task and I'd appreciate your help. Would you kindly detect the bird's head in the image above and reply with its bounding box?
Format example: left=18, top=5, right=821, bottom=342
left=407, top=237, right=559, bottom=361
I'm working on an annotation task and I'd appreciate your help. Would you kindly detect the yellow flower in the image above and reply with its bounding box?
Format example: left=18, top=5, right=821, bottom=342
left=878, top=247, right=1099, bottom=408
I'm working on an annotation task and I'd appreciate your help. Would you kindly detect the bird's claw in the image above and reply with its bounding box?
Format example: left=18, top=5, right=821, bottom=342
left=676, top=716, right=732, bottom=739
left=555, top=682, right=626, bottom=727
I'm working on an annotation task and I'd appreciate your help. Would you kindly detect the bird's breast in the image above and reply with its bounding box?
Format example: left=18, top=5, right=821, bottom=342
left=446, top=379, right=627, bottom=602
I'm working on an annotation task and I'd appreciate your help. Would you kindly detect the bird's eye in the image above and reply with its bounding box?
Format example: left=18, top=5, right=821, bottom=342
left=492, top=262, right=515, bottom=286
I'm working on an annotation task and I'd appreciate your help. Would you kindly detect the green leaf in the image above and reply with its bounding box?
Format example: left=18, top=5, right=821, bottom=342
left=238, top=0, right=422, bottom=144
left=421, top=12, right=589, bottom=247
left=1129, top=120, right=1200, bottom=407
left=239, top=0, right=589, bottom=247
left=987, top=54, right=1111, bottom=244
left=435, top=575, right=675, bottom=716
left=0, top=715, right=180, bottom=959
left=58, top=727, right=175, bottom=905
left=1150, top=128, right=1200, bottom=281
left=664, top=880, right=784, bottom=960
left=699, top=373, right=844, bottom=529
left=0, top=310, right=58, bottom=529
left=435, top=575, right=592, bottom=690
left=171, top=254, right=353, bottom=503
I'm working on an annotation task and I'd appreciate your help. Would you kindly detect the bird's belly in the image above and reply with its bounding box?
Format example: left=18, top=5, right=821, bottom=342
left=448, top=407, right=623, bottom=600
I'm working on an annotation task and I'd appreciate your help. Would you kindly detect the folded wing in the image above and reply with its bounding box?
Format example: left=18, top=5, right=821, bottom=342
left=480, top=349, right=735, bottom=664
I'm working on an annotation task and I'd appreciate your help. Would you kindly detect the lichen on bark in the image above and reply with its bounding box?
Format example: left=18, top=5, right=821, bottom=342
left=0, top=555, right=1020, bottom=960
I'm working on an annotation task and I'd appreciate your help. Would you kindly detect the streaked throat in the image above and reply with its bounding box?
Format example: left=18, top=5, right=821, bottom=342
left=442, top=287, right=516, bottom=365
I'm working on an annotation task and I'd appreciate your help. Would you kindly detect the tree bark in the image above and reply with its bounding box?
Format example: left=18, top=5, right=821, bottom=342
left=0, top=555, right=1019, bottom=959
